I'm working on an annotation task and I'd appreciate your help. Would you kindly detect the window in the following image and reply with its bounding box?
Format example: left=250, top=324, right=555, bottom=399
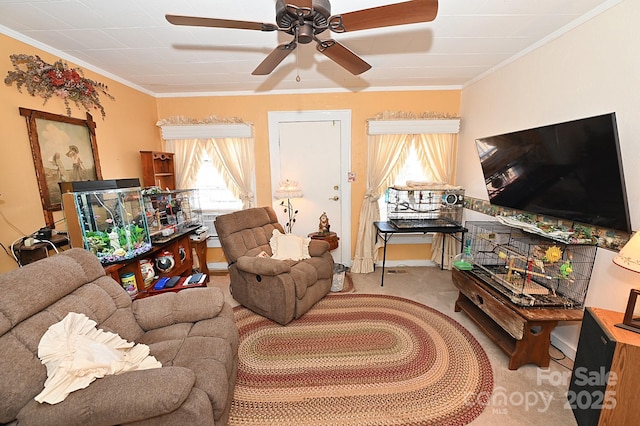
left=194, top=151, right=242, bottom=213
left=379, top=143, right=435, bottom=221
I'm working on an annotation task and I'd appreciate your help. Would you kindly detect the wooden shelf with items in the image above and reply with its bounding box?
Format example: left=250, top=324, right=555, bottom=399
left=103, top=231, right=206, bottom=299
left=140, top=151, right=176, bottom=190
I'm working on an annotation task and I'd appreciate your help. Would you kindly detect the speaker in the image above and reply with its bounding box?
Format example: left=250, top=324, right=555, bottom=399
left=569, top=308, right=616, bottom=426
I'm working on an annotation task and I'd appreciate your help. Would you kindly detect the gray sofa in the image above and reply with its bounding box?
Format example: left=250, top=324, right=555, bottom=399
left=214, top=206, right=334, bottom=325
left=0, top=248, right=238, bottom=426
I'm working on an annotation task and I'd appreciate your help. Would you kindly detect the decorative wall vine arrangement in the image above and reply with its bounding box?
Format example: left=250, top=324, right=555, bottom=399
left=4, top=54, right=114, bottom=119
left=464, top=196, right=629, bottom=251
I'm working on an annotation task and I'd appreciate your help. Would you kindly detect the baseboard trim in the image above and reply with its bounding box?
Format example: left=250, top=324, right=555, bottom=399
left=550, top=333, right=577, bottom=361
left=210, top=259, right=434, bottom=272
left=207, top=261, right=229, bottom=272
left=374, top=259, right=438, bottom=268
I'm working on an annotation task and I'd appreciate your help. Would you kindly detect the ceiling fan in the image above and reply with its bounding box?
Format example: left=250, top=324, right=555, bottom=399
left=166, top=0, right=438, bottom=76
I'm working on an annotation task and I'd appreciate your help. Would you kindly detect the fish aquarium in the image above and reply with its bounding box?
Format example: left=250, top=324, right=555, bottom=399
left=62, top=179, right=152, bottom=264
left=141, top=187, right=203, bottom=243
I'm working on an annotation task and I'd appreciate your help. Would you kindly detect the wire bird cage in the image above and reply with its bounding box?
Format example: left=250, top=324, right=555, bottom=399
left=464, top=221, right=597, bottom=308
left=385, top=186, right=464, bottom=226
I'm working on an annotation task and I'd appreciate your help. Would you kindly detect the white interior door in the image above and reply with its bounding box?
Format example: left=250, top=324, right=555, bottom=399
left=269, top=111, right=351, bottom=265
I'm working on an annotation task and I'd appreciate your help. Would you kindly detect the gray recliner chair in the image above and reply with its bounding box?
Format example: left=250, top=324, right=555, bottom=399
left=214, top=206, right=334, bottom=325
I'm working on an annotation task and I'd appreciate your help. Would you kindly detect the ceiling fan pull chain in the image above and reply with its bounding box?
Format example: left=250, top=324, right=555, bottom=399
left=295, top=27, right=302, bottom=82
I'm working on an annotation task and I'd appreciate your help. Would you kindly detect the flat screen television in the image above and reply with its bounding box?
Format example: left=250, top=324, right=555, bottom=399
left=475, top=113, right=631, bottom=233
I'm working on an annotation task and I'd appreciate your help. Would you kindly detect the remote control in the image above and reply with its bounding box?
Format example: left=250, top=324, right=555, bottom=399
left=188, top=273, right=204, bottom=284
left=153, top=277, right=170, bottom=290
left=164, top=276, right=181, bottom=288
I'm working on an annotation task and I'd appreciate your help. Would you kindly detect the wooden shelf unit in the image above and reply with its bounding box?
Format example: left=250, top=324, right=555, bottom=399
left=140, top=151, right=175, bottom=190
left=104, top=232, right=203, bottom=298
left=452, top=267, right=583, bottom=370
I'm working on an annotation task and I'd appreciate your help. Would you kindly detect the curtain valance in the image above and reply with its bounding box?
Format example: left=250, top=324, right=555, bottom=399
left=367, top=119, right=460, bottom=135
left=156, top=116, right=253, bottom=139
left=366, top=111, right=460, bottom=135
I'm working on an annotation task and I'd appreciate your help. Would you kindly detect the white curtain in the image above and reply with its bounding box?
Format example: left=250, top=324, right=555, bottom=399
left=164, top=139, right=204, bottom=189
left=157, top=116, right=255, bottom=209
left=415, top=133, right=459, bottom=269
left=351, top=134, right=410, bottom=273
left=207, top=137, right=256, bottom=209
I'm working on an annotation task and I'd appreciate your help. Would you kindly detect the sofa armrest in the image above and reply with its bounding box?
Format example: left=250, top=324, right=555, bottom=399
left=132, top=287, right=225, bottom=331
left=18, top=367, right=196, bottom=426
left=308, top=239, right=330, bottom=257
left=236, top=255, right=292, bottom=276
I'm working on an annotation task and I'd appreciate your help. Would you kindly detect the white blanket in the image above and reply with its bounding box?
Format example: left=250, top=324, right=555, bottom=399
left=35, top=312, right=161, bottom=404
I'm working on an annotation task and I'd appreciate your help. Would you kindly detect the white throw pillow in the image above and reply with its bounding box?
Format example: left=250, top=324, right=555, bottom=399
left=269, top=229, right=311, bottom=261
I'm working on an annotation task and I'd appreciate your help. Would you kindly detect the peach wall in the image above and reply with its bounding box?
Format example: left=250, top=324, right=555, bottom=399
left=0, top=33, right=160, bottom=272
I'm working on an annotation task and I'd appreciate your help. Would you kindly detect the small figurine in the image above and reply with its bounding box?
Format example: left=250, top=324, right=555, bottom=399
left=109, top=229, right=121, bottom=250
left=318, top=212, right=330, bottom=235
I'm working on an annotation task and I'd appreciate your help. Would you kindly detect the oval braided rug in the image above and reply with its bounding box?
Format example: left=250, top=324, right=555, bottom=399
left=230, top=294, right=493, bottom=425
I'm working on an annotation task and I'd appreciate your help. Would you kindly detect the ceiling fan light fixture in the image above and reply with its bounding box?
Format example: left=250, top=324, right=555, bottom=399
left=298, top=23, right=315, bottom=44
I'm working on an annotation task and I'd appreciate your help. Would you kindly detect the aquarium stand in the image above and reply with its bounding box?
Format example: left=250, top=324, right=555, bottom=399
left=452, top=268, right=583, bottom=370
left=103, top=230, right=206, bottom=299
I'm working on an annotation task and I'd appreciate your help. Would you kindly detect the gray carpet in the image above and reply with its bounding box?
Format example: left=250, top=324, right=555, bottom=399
left=209, top=266, right=577, bottom=426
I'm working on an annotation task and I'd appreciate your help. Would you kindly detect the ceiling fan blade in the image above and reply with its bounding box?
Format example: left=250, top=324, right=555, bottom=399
left=252, top=42, right=297, bottom=75
left=330, top=0, right=438, bottom=33
left=166, top=14, right=278, bottom=32
left=316, top=39, right=371, bottom=75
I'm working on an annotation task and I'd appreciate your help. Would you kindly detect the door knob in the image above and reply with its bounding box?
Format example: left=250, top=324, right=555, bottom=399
left=329, top=196, right=339, bottom=201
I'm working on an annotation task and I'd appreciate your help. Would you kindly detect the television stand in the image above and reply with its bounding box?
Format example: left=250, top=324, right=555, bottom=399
left=452, top=268, right=583, bottom=370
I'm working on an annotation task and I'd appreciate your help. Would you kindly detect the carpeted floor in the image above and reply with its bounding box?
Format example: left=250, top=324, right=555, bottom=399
left=208, top=266, right=578, bottom=425
left=229, top=293, right=493, bottom=425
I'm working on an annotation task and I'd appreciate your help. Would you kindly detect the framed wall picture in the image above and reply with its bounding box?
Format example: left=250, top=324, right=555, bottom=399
left=19, top=107, right=102, bottom=228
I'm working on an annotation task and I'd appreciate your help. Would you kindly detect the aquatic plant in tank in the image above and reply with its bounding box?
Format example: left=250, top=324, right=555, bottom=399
left=67, top=183, right=152, bottom=264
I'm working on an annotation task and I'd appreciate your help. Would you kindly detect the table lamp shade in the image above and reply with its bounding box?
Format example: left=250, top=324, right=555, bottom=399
left=274, top=180, right=303, bottom=199
left=613, top=232, right=640, bottom=273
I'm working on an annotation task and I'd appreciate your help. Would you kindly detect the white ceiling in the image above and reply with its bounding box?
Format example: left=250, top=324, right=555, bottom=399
left=0, top=0, right=619, bottom=97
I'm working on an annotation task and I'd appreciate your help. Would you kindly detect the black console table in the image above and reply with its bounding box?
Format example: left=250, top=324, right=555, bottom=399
left=374, top=221, right=467, bottom=286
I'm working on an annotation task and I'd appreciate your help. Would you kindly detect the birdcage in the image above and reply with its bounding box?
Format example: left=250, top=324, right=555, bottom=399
left=385, top=186, right=464, bottom=227
left=464, top=221, right=596, bottom=308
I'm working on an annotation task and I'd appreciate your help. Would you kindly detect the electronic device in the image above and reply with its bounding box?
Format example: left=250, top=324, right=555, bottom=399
left=475, top=112, right=631, bottom=233
left=188, top=273, right=205, bottom=284
left=153, top=277, right=170, bottom=290
left=35, top=227, right=52, bottom=240
left=195, top=226, right=208, bottom=235
left=164, top=276, right=181, bottom=288
left=442, top=191, right=463, bottom=206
